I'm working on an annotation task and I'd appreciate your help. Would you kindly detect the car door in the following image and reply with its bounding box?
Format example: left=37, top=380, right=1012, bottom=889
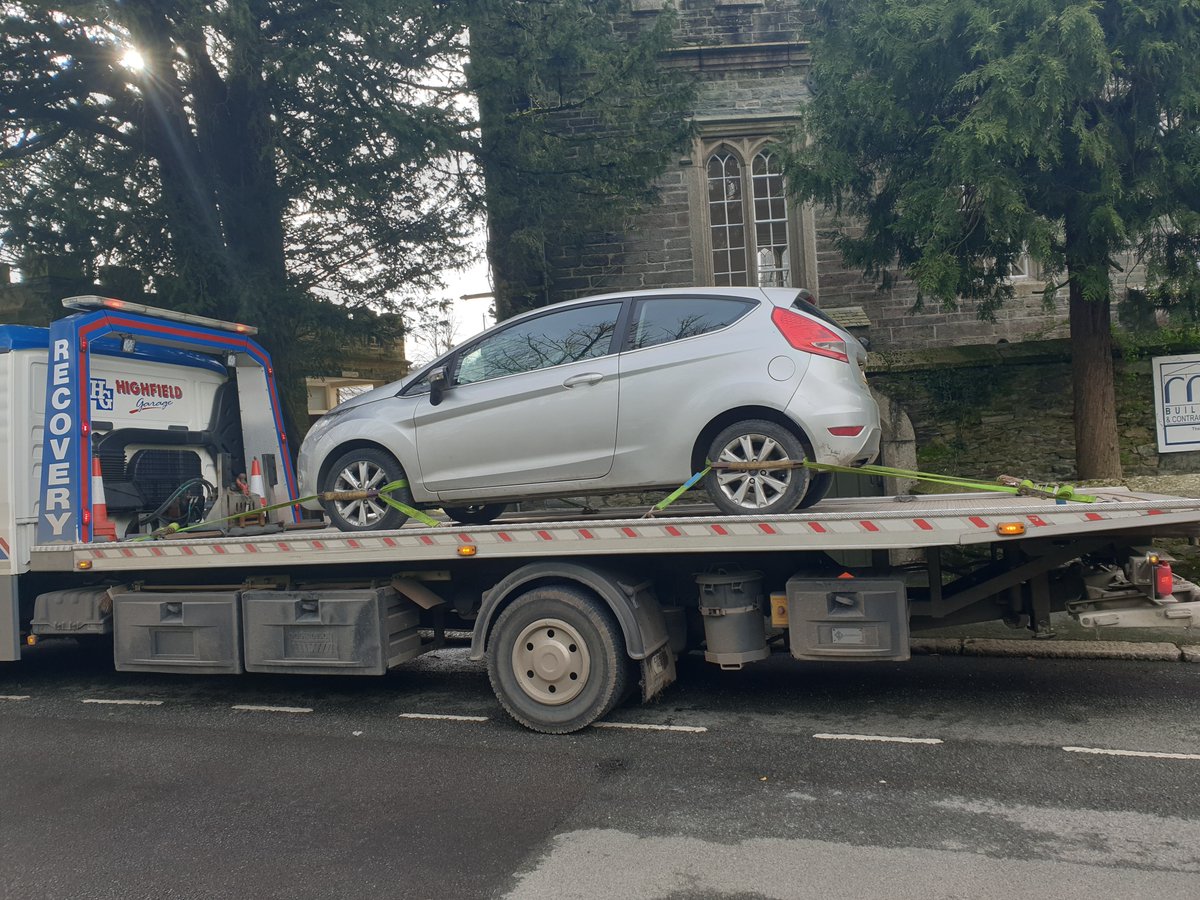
left=612, top=295, right=760, bottom=476
left=413, top=301, right=624, bottom=495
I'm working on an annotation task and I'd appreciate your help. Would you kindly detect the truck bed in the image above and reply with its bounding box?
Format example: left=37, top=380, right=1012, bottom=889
left=30, top=488, right=1200, bottom=574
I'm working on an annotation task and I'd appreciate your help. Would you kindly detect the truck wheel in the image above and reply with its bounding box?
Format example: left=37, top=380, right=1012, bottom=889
left=443, top=503, right=508, bottom=525
left=704, top=419, right=810, bottom=515
left=797, top=470, right=834, bottom=509
left=487, top=585, right=630, bottom=734
left=320, top=447, right=411, bottom=531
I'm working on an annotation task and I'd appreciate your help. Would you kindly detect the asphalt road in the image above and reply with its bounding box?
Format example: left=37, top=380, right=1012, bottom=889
left=2, top=643, right=1199, bottom=900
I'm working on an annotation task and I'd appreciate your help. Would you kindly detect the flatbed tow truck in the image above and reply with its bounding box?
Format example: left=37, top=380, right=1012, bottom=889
left=3, top=298, right=1199, bottom=732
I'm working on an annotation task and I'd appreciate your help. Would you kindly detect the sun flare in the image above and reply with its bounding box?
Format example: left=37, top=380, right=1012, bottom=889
left=119, top=48, right=145, bottom=72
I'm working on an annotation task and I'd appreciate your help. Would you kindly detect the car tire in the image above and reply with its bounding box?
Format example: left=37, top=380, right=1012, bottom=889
left=704, top=419, right=810, bottom=515
left=487, top=585, right=631, bottom=734
left=797, top=470, right=834, bottom=509
left=320, top=447, right=411, bottom=532
left=443, top=503, right=508, bottom=525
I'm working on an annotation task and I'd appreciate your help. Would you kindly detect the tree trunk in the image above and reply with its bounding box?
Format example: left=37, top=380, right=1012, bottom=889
left=1068, top=273, right=1122, bottom=480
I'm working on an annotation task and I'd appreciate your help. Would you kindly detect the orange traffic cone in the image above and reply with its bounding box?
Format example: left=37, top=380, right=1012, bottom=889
left=249, top=457, right=268, bottom=508
left=90, top=456, right=118, bottom=542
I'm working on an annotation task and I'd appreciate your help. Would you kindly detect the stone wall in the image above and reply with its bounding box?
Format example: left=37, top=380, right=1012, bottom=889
left=870, top=338, right=1200, bottom=482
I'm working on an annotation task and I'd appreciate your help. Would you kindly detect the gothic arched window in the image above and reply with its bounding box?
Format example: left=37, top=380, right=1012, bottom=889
left=705, top=145, right=791, bottom=287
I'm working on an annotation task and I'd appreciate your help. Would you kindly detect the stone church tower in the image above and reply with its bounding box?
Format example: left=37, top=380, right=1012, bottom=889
left=519, top=0, right=1069, bottom=352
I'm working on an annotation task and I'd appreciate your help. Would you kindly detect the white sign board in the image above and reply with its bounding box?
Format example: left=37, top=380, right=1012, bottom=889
left=1153, top=353, right=1200, bottom=453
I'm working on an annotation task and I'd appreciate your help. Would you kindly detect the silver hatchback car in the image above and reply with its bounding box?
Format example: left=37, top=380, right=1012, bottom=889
left=298, top=287, right=880, bottom=530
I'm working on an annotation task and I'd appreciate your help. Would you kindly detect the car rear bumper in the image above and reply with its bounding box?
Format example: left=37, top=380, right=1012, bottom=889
left=787, top=375, right=881, bottom=465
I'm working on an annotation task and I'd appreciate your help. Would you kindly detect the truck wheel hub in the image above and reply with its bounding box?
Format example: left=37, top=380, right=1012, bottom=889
left=512, top=618, right=591, bottom=705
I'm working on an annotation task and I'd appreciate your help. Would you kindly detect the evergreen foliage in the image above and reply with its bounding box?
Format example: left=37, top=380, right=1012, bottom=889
left=468, top=0, right=695, bottom=319
left=784, top=0, right=1200, bottom=479
left=0, top=1, right=476, bottom=437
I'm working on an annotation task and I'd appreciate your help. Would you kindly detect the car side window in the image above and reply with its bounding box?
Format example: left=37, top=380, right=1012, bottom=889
left=628, top=297, right=754, bottom=351
left=455, top=302, right=622, bottom=385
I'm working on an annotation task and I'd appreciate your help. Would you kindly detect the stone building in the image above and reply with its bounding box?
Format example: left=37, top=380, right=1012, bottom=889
left=522, top=0, right=1072, bottom=352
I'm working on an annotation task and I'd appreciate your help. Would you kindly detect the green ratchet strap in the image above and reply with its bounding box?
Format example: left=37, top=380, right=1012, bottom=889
left=643, top=466, right=711, bottom=517
left=676, top=459, right=1096, bottom=509
left=795, top=461, right=1097, bottom=503
left=373, top=480, right=442, bottom=528
left=133, top=478, right=441, bottom=540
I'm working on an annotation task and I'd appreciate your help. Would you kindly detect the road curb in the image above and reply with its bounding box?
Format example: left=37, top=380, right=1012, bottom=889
left=911, top=637, right=1196, bottom=662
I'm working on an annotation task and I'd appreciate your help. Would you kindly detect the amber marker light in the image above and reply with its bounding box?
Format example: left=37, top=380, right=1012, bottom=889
left=457, top=545, right=478, bottom=557
left=26, top=635, right=37, bottom=646
left=77, top=560, right=93, bottom=570
left=996, top=522, right=1026, bottom=536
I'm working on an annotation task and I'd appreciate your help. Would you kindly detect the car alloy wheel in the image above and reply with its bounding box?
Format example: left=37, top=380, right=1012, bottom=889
left=320, top=447, right=411, bottom=531
left=704, top=419, right=810, bottom=515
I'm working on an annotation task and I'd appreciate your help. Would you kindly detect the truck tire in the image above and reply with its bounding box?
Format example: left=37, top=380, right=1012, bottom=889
left=487, top=585, right=631, bottom=734
left=704, top=419, right=810, bottom=515
left=320, top=447, right=411, bottom=531
left=443, top=503, right=508, bottom=525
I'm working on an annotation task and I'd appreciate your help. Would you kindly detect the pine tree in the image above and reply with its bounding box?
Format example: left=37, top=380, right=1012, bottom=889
left=785, top=0, right=1200, bottom=479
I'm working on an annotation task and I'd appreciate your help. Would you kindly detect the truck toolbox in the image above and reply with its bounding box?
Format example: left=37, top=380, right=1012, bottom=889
left=113, top=591, right=243, bottom=674
left=241, top=586, right=421, bottom=675
left=32, top=587, right=114, bottom=637
left=787, top=577, right=909, bottom=661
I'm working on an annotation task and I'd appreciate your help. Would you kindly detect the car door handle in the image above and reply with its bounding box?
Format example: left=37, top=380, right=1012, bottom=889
left=562, top=373, right=605, bottom=388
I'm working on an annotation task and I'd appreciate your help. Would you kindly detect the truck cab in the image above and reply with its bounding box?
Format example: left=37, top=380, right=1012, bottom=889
left=0, top=295, right=296, bottom=578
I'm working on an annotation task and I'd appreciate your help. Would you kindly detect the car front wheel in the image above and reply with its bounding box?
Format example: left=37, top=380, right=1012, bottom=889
left=320, top=447, right=411, bottom=531
left=704, top=419, right=810, bottom=515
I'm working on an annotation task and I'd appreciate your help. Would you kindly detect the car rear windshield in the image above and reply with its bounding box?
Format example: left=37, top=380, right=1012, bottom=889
left=790, top=292, right=844, bottom=331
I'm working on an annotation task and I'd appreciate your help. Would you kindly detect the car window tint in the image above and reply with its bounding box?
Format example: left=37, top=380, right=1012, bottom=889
left=456, top=302, right=621, bottom=385
left=629, top=297, right=754, bottom=350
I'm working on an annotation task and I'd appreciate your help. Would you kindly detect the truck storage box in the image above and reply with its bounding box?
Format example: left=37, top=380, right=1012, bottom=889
left=32, top=587, right=114, bottom=636
left=242, top=587, right=421, bottom=675
left=786, top=578, right=909, bottom=661
left=113, top=591, right=243, bottom=674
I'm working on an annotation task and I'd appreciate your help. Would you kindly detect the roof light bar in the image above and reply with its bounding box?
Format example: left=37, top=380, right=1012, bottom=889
left=61, top=295, right=258, bottom=336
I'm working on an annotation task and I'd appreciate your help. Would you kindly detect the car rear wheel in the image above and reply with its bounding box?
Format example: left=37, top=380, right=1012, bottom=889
left=797, top=470, right=834, bottom=509
left=443, top=503, right=508, bottom=525
left=487, top=585, right=631, bottom=733
left=704, top=419, right=810, bottom=515
left=320, top=447, right=411, bottom=531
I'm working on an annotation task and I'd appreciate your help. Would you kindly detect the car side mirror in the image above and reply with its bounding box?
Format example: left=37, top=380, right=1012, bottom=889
left=428, top=365, right=448, bottom=406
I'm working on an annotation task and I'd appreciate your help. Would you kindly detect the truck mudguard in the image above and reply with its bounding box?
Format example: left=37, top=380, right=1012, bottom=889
left=470, top=560, right=670, bottom=661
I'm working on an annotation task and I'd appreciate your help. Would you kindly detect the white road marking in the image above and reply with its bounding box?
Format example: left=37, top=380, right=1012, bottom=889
left=399, top=713, right=489, bottom=722
left=81, top=698, right=163, bottom=706
left=813, top=733, right=943, bottom=745
left=593, top=722, right=708, bottom=734
left=0, top=695, right=31, bottom=701
left=1064, top=746, right=1200, bottom=761
left=231, top=704, right=312, bottom=714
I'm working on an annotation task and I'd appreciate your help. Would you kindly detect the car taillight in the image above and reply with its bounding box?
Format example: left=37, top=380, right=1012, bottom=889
left=771, top=307, right=849, bottom=362
left=1154, top=562, right=1174, bottom=599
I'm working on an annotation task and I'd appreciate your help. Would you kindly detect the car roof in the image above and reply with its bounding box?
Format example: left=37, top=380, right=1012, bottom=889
left=505, top=286, right=799, bottom=322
